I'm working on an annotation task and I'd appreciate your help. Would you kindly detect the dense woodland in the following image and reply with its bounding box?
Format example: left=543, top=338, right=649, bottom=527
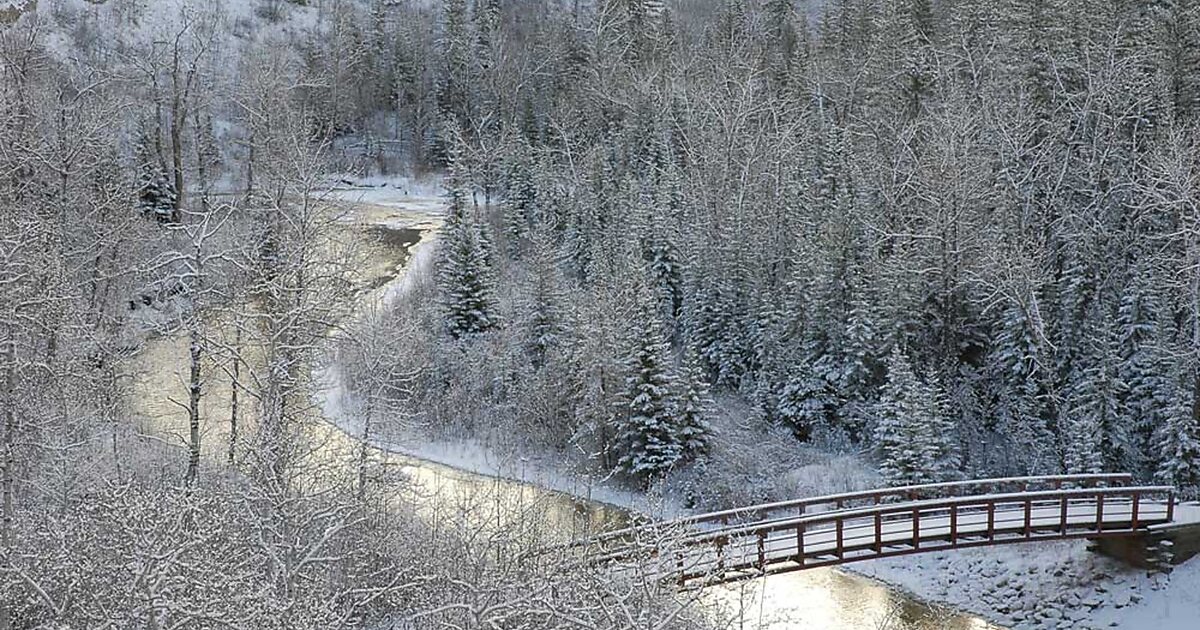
left=354, top=0, right=1200, bottom=499
left=2, top=0, right=1200, bottom=626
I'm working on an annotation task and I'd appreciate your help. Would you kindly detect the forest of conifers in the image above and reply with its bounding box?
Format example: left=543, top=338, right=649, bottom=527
left=1, top=0, right=1200, bottom=627
left=403, top=0, right=1200, bottom=493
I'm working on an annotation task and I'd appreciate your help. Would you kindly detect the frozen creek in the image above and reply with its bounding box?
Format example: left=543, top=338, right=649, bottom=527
left=126, top=183, right=1005, bottom=630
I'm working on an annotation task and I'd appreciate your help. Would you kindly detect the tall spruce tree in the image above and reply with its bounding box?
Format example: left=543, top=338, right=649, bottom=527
left=1117, top=272, right=1168, bottom=474
left=614, top=287, right=682, bottom=483
left=1155, top=377, right=1200, bottom=498
left=523, top=233, right=566, bottom=368
left=1063, top=318, right=1128, bottom=472
left=875, top=347, right=956, bottom=485
left=674, top=349, right=714, bottom=460
left=438, top=163, right=498, bottom=338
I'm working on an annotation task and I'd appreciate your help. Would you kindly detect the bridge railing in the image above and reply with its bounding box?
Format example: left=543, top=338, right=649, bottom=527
left=574, top=473, right=1134, bottom=550
left=594, top=485, right=1175, bottom=585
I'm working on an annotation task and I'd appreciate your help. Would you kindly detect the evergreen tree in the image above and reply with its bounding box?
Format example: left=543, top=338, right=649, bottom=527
left=991, top=301, right=1057, bottom=473
left=503, top=143, right=538, bottom=254
left=1117, top=272, right=1168, bottom=474
left=645, top=224, right=683, bottom=322
left=1063, top=318, right=1129, bottom=472
left=875, top=347, right=956, bottom=485
left=438, top=164, right=498, bottom=338
left=774, top=361, right=834, bottom=442
left=138, top=167, right=178, bottom=222
left=614, top=289, right=682, bottom=483
left=135, top=130, right=177, bottom=223
left=1064, top=407, right=1105, bottom=475
left=1155, top=0, right=1200, bottom=120
left=674, top=349, right=714, bottom=461
left=434, top=0, right=473, bottom=162
left=833, top=280, right=882, bottom=439
left=1155, top=377, right=1200, bottom=497
left=523, top=233, right=566, bottom=368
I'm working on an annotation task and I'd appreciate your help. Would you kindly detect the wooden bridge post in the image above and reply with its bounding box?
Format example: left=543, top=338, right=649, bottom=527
left=1167, top=490, right=1175, bottom=523
left=950, top=504, right=958, bottom=546
left=796, top=505, right=805, bottom=566
left=1096, top=493, right=1105, bottom=532
left=1024, top=498, right=1032, bottom=537
left=1131, top=491, right=1140, bottom=530
left=757, top=531, right=765, bottom=569
left=874, top=495, right=883, bottom=553
left=836, top=517, right=845, bottom=559
left=987, top=501, right=995, bottom=541
left=718, top=515, right=729, bottom=572
left=1059, top=493, right=1069, bottom=536
left=912, top=508, right=921, bottom=550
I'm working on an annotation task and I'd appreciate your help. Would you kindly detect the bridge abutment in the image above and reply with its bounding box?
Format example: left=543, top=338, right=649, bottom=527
left=1091, top=523, right=1200, bottom=570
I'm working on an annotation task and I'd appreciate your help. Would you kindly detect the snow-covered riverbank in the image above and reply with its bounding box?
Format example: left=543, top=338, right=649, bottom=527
left=360, top=426, right=1200, bottom=630
left=857, top=535, right=1200, bottom=630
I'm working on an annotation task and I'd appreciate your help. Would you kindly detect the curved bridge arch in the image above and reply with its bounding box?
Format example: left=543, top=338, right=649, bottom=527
left=564, top=474, right=1178, bottom=587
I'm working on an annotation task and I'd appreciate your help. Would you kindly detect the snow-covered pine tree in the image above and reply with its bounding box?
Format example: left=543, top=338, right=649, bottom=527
left=503, top=141, right=537, bottom=255
left=876, top=347, right=924, bottom=485
left=1155, top=376, right=1200, bottom=498
left=688, top=280, right=747, bottom=386
left=875, top=347, right=955, bottom=485
left=991, top=300, right=1057, bottom=473
left=1063, top=406, right=1105, bottom=475
left=523, top=232, right=566, bottom=368
left=774, top=360, right=834, bottom=442
left=433, top=0, right=473, bottom=162
left=1063, top=316, right=1128, bottom=472
left=1117, top=271, right=1168, bottom=474
left=438, top=163, right=498, bottom=338
left=614, top=287, right=682, bottom=483
left=920, top=370, right=960, bottom=480
left=674, top=348, right=713, bottom=461
left=644, top=224, right=683, bottom=323
left=138, top=169, right=178, bottom=223
left=135, top=130, right=177, bottom=222
left=834, top=278, right=883, bottom=440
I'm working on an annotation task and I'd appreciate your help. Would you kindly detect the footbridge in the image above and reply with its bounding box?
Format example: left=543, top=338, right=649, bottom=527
left=556, top=474, right=1186, bottom=587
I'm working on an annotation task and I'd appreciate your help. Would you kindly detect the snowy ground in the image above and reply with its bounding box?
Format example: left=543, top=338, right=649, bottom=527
left=855, top=532, right=1200, bottom=630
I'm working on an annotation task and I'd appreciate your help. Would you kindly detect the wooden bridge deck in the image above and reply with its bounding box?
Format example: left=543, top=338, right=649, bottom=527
left=553, top=474, right=1179, bottom=587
